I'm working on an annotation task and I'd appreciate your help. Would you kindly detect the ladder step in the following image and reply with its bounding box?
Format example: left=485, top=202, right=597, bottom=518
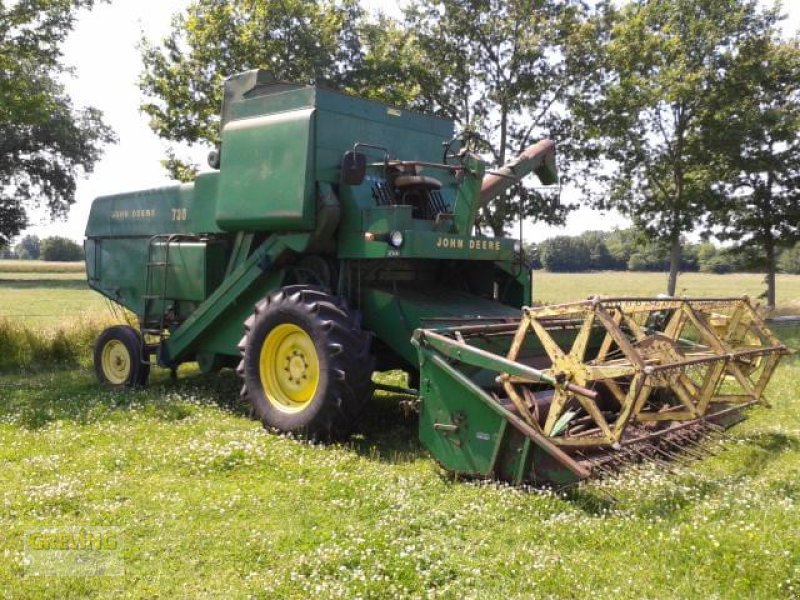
left=147, top=262, right=168, bottom=267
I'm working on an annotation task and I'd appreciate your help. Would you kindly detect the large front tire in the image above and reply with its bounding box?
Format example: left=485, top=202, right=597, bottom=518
left=237, top=286, right=374, bottom=440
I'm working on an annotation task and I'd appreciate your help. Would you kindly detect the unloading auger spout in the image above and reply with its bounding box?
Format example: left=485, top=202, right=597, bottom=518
left=480, top=139, right=558, bottom=205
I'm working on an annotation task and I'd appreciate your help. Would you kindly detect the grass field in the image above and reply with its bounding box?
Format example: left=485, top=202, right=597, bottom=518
left=0, top=260, right=84, bottom=273
left=0, top=267, right=107, bottom=327
left=1, top=267, right=800, bottom=598
left=534, top=270, right=800, bottom=314
left=2, top=266, right=799, bottom=328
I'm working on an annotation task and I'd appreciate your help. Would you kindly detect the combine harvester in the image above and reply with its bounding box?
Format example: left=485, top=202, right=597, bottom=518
left=85, top=71, right=787, bottom=486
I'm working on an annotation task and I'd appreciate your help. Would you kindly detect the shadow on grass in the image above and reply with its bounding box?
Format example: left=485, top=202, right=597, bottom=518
left=2, top=367, right=246, bottom=431
left=158, top=369, right=250, bottom=416
left=749, top=430, right=800, bottom=453
left=166, top=369, right=427, bottom=466
left=4, top=366, right=428, bottom=465
left=725, top=430, right=800, bottom=478
left=772, top=322, right=800, bottom=351
left=630, top=475, right=724, bottom=519
left=349, top=391, right=425, bottom=464
left=561, top=486, right=617, bottom=515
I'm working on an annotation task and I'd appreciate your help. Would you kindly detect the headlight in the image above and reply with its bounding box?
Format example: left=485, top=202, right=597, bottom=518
left=513, top=240, right=522, bottom=254
left=389, top=230, right=404, bottom=248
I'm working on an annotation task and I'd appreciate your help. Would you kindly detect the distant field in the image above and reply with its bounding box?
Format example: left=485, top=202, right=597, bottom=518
left=3, top=268, right=800, bottom=326
left=534, top=270, right=800, bottom=314
left=0, top=260, right=84, bottom=273
left=0, top=268, right=108, bottom=326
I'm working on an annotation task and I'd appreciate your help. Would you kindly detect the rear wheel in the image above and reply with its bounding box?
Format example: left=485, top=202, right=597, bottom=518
left=94, top=325, right=150, bottom=388
left=237, top=286, right=374, bottom=440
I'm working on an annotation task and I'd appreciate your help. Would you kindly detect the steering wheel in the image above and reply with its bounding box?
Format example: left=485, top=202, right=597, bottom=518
left=442, top=131, right=489, bottom=166
left=442, top=138, right=462, bottom=166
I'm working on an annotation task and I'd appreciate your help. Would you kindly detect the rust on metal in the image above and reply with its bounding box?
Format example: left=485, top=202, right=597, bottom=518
left=417, top=295, right=787, bottom=482
left=498, top=297, right=787, bottom=452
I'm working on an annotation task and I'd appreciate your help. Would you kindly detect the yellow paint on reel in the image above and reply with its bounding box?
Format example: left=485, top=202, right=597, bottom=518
left=101, top=339, right=131, bottom=385
left=259, top=323, right=320, bottom=413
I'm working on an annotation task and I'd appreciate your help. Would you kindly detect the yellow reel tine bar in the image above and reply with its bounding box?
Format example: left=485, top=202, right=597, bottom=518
left=504, top=297, right=788, bottom=448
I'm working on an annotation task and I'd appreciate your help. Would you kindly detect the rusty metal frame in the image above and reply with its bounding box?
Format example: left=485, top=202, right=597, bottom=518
left=502, top=296, right=787, bottom=448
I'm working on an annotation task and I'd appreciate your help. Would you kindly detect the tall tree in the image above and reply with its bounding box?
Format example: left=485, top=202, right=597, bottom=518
left=141, top=0, right=580, bottom=234
left=0, top=0, right=114, bottom=246
left=704, top=35, right=800, bottom=309
left=140, top=0, right=405, bottom=181
left=570, top=0, right=779, bottom=295
left=40, top=235, right=83, bottom=261
left=14, top=234, right=40, bottom=260
left=342, top=14, right=436, bottom=108
left=402, top=0, right=583, bottom=236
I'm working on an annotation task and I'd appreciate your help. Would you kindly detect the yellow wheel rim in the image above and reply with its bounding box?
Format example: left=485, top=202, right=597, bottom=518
left=259, top=323, right=320, bottom=413
left=101, top=339, right=132, bottom=385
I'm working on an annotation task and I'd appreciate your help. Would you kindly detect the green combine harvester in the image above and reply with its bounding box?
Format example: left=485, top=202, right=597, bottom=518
left=85, top=70, right=787, bottom=486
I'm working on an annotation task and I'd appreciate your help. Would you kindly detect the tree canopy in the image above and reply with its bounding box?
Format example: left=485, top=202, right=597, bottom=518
left=401, top=0, right=585, bottom=235
left=139, top=0, right=574, bottom=233
left=14, top=234, right=40, bottom=260
left=40, top=235, right=83, bottom=261
left=140, top=0, right=387, bottom=181
left=570, top=0, right=781, bottom=295
left=0, top=0, right=114, bottom=246
left=703, top=34, right=800, bottom=308
left=137, top=0, right=800, bottom=307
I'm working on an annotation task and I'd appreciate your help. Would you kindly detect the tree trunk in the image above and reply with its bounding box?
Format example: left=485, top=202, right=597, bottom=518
left=491, top=219, right=505, bottom=238
left=499, top=106, right=508, bottom=166
left=765, top=234, right=776, bottom=310
left=762, top=179, right=777, bottom=311
left=667, top=234, right=681, bottom=296
left=492, top=106, right=509, bottom=238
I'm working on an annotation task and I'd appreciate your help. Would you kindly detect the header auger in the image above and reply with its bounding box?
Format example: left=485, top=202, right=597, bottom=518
left=85, top=70, right=787, bottom=487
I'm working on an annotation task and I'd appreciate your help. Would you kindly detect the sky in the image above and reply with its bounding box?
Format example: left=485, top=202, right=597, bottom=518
left=18, top=0, right=800, bottom=245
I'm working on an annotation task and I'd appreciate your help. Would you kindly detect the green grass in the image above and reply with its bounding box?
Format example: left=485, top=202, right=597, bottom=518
left=2, top=350, right=800, bottom=598
left=2, top=267, right=800, bottom=597
left=0, top=271, right=109, bottom=327
left=0, top=267, right=120, bottom=371
left=0, top=316, right=118, bottom=372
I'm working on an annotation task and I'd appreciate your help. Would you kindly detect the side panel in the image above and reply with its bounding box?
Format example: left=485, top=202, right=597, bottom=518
left=87, top=237, right=149, bottom=314
left=314, top=103, right=453, bottom=183
left=84, top=172, right=221, bottom=238
left=86, top=239, right=228, bottom=317
left=148, top=241, right=227, bottom=303
left=192, top=269, right=287, bottom=358
left=215, top=108, right=316, bottom=232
